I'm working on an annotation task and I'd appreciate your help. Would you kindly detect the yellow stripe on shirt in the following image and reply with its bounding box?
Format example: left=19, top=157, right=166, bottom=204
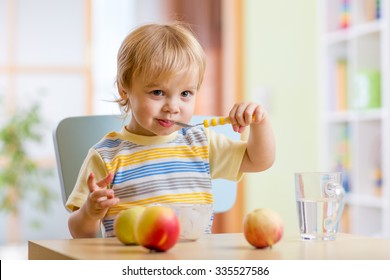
left=106, top=146, right=209, bottom=171
left=106, top=192, right=213, bottom=216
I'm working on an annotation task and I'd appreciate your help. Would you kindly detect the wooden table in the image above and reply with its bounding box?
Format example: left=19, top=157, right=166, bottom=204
left=28, top=233, right=390, bottom=260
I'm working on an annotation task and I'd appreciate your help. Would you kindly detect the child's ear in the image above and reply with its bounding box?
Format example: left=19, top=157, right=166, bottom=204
left=118, top=85, right=128, bottom=99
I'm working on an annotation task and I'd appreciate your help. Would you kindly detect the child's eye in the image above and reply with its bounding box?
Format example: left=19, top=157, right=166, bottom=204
left=151, top=90, right=163, bottom=96
left=181, top=91, right=191, bottom=98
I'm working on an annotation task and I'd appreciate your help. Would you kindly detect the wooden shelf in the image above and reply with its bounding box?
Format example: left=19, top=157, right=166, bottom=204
left=345, top=193, right=387, bottom=208
left=324, top=20, right=384, bottom=45
left=326, top=109, right=383, bottom=123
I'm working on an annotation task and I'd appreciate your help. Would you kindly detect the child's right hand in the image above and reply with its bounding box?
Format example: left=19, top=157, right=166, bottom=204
left=85, top=172, right=119, bottom=220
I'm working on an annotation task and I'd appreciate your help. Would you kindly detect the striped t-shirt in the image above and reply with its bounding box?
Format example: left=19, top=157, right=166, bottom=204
left=66, top=126, right=246, bottom=237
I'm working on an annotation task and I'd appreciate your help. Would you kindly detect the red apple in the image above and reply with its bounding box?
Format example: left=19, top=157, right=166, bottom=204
left=114, top=206, right=146, bottom=245
left=135, top=205, right=180, bottom=252
left=243, top=208, right=284, bottom=248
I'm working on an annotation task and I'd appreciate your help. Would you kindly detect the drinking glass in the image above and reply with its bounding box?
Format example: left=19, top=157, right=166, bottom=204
left=295, top=172, right=345, bottom=241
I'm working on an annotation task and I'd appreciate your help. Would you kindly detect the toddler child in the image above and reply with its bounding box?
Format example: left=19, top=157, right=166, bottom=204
left=66, top=22, right=275, bottom=238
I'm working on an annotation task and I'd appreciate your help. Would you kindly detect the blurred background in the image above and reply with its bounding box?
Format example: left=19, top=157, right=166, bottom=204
left=1, top=0, right=388, bottom=259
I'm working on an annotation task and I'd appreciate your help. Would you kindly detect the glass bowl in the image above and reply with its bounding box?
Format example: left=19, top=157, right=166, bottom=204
left=165, top=203, right=213, bottom=241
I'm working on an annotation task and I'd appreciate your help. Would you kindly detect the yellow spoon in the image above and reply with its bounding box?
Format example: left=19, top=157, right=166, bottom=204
left=174, top=116, right=232, bottom=128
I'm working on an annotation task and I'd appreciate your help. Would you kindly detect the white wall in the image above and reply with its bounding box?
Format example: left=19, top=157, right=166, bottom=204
left=243, top=0, right=319, bottom=235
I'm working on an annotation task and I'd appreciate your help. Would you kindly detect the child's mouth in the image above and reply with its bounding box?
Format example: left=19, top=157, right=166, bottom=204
left=157, top=119, right=175, bottom=128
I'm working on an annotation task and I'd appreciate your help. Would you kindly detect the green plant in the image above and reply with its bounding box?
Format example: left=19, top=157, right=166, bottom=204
left=0, top=103, right=55, bottom=217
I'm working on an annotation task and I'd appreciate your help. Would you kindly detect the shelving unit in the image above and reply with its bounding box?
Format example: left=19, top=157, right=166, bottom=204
left=319, top=0, right=390, bottom=237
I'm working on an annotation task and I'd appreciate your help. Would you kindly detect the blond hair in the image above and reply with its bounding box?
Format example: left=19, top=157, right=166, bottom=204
left=116, top=22, right=206, bottom=113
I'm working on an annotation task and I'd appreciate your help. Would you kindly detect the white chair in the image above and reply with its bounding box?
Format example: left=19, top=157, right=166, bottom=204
left=53, top=115, right=239, bottom=214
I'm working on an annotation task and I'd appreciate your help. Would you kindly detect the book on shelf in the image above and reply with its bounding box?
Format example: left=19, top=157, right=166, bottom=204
left=331, top=124, right=350, bottom=193
left=364, top=0, right=382, bottom=21
left=374, top=167, right=382, bottom=196
left=339, top=204, right=350, bottom=233
left=351, top=69, right=381, bottom=110
left=339, top=0, right=381, bottom=29
left=334, top=59, right=348, bottom=111
left=339, top=0, right=351, bottom=29
left=372, top=135, right=382, bottom=196
left=376, top=0, right=382, bottom=19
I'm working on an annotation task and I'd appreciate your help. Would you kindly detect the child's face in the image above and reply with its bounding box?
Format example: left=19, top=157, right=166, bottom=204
left=125, top=69, right=199, bottom=136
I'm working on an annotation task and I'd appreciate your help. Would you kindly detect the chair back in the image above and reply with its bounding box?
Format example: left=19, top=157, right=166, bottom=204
left=53, top=115, right=239, bottom=213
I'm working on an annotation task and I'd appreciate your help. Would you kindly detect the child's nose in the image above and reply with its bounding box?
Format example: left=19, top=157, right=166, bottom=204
left=163, top=98, right=180, bottom=113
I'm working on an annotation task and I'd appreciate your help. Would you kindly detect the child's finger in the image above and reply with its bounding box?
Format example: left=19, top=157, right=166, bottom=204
left=233, top=105, right=247, bottom=125
left=238, top=126, right=246, bottom=133
left=87, top=172, right=98, bottom=193
left=253, top=106, right=267, bottom=123
left=229, top=106, right=240, bottom=132
left=91, top=188, right=115, bottom=203
left=244, top=103, right=258, bottom=124
left=97, top=197, right=120, bottom=208
left=96, top=172, right=114, bottom=188
left=228, top=118, right=240, bottom=132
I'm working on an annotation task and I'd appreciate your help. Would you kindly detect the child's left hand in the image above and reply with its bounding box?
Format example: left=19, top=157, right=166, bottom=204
left=229, top=102, right=267, bottom=133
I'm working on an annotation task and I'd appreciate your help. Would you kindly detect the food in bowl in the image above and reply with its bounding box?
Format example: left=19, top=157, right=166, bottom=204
left=165, top=203, right=213, bottom=241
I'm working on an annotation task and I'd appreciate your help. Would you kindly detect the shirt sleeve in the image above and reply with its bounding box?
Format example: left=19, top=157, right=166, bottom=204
left=65, top=148, right=108, bottom=211
left=205, top=128, right=247, bottom=181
